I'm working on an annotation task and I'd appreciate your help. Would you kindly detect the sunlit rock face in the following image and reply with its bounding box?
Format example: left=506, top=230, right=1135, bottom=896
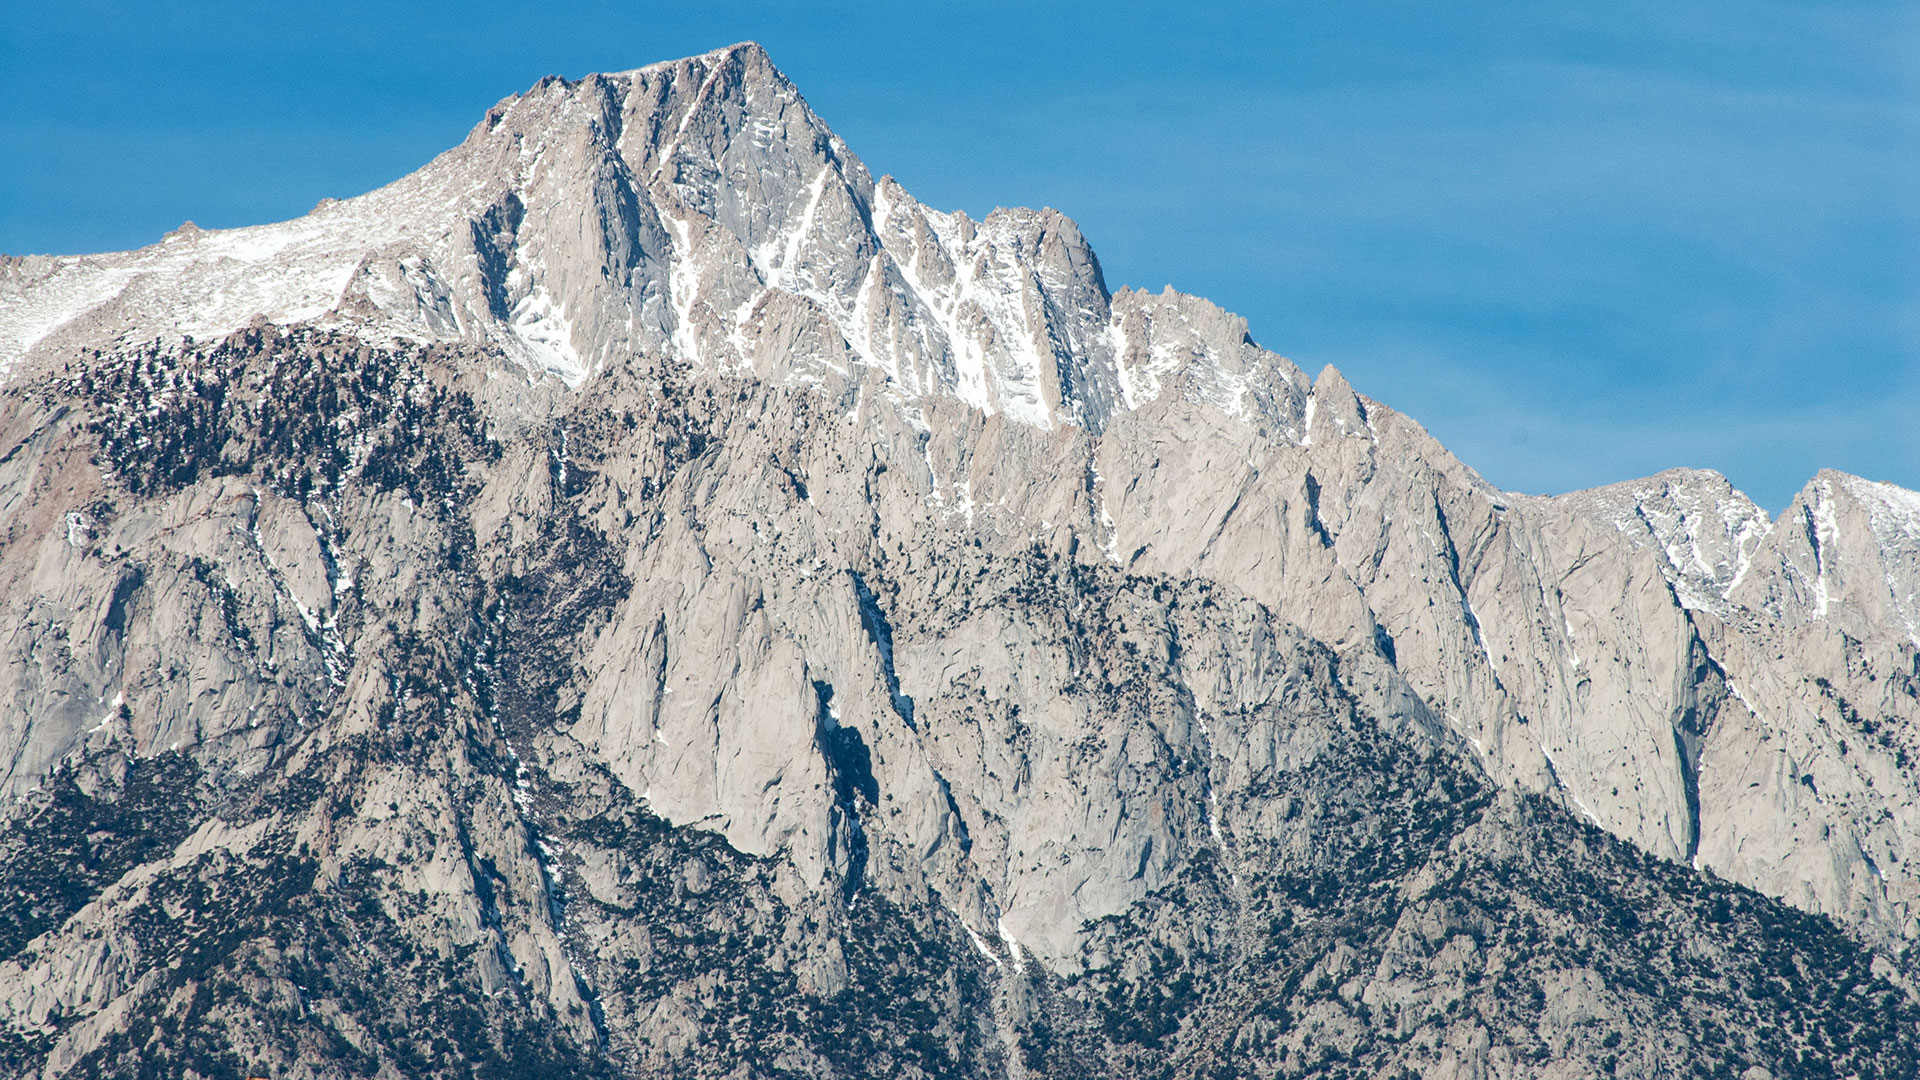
left=0, top=42, right=1916, bottom=1079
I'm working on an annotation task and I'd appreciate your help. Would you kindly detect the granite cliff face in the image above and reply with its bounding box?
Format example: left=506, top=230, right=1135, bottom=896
left=1, top=43, right=1917, bottom=1079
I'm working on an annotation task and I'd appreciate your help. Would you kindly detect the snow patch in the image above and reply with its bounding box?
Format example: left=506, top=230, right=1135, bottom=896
left=996, top=917, right=1026, bottom=975
left=963, top=923, right=1001, bottom=968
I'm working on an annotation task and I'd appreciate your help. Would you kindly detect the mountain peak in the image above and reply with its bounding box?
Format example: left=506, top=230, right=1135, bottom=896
left=1552, top=466, right=1772, bottom=614
left=1, top=45, right=1315, bottom=437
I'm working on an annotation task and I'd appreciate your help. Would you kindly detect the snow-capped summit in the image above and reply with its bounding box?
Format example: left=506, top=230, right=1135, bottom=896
left=2, top=42, right=1307, bottom=438
left=1552, top=468, right=1773, bottom=616
left=1730, top=469, right=1920, bottom=647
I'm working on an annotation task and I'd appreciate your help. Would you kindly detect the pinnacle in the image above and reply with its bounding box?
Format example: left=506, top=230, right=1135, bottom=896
left=603, top=40, right=784, bottom=86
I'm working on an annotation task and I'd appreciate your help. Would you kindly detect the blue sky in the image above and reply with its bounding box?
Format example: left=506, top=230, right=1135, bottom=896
left=4, top=1, right=1914, bottom=509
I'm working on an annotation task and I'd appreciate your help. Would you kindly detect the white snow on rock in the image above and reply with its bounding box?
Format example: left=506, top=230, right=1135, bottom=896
left=1552, top=468, right=1773, bottom=616
left=1835, top=472, right=1920, bottom=646
left=2, top=43, right=1309, bottom=438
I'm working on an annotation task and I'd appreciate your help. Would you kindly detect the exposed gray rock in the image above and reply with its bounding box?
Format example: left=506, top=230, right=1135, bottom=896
left=0, top=40, right=1916, bottom=1079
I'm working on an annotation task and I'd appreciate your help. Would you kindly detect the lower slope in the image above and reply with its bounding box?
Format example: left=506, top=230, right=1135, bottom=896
left=0, top=330, right=1912, bottom=1078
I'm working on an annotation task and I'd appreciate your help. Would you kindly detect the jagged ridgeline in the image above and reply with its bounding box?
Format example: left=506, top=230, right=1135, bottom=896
left=1, top=42, right=1918, bottom=1080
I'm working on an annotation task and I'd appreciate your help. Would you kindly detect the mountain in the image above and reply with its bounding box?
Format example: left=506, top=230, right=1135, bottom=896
left=0, top=42, right=1917, bottom=1078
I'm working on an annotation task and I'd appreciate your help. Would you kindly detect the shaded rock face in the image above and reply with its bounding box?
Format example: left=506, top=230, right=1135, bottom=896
left=0, top=41, right=1916, bottom=1080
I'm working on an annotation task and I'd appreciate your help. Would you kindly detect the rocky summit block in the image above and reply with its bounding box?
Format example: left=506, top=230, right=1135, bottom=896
left=0, top=42, right=1917, bottom=1080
